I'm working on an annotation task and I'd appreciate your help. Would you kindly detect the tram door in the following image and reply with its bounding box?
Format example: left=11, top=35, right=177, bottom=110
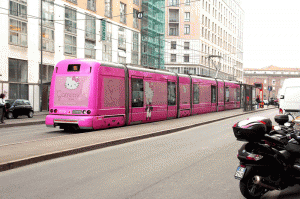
left=131, top=77, right=146, bottom=124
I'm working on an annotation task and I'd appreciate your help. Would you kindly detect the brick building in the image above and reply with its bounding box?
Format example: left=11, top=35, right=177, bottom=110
left=244, top=65, right=300, bottom=100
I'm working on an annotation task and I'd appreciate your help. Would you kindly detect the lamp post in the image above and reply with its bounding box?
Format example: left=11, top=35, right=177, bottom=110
left=39, top=0, right=43, bottom=112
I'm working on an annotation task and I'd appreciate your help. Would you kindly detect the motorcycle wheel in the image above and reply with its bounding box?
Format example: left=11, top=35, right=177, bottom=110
left=240, top=172, right=267, bottom=199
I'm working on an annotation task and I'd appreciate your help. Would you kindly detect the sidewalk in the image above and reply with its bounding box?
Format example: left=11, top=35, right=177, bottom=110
left=0, top=106, right=276, bottom=172
left=0, top=110, right=48, bottom=128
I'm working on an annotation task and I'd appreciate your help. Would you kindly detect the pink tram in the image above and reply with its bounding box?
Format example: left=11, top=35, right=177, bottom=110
left=46, top=59, right=241, bottom=131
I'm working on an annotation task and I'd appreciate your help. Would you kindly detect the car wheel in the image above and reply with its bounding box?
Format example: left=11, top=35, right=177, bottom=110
left=6, top=112, right=13, bottom=119
left=28, top=111, right=33, bottom=118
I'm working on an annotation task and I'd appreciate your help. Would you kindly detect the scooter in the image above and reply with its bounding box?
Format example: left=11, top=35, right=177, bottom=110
left=233, top=117, right=300, bottom=199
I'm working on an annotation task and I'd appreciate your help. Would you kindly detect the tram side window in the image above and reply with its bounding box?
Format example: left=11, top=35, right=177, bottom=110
left=225, top=87, right=230, bottom=102
left=132, top=78, right=144, bottom=107
left=168, top=82, right=176, bottom=106
left=193, top=84, right=199, bottom=104
left=237, top=87, right=240, bottom=101
left=211, top=85, right=217, bottom=103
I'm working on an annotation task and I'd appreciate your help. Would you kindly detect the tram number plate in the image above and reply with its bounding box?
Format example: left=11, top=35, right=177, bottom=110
left=72, top=110, right=82, bottom=114
left=234, top=166, right=246, bottom=180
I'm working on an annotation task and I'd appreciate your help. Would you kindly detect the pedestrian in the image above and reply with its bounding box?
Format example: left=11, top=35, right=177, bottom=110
left=255, top=95, right=260, bottom=109
left=0, top=93, right=6, bottom=124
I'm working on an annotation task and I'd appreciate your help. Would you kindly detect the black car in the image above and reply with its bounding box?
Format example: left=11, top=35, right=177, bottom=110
left=5, top=99, right=34, bottom=119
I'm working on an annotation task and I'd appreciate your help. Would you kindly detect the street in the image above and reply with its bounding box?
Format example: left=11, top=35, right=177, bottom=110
left=1, top=109, right=300, bottom=199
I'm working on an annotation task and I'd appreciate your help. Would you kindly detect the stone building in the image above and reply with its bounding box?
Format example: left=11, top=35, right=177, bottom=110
left=244, top=65, right=300, bottom=100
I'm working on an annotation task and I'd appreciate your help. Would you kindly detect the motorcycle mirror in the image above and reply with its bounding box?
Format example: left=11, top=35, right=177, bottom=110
left=274, top=126, right=281, bottom=130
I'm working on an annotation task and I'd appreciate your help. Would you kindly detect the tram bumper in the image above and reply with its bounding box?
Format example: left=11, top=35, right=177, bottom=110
left=45, top=115, right=94, bottom=130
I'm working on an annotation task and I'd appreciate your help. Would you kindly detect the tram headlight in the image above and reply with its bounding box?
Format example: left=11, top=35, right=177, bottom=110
left=82, top=110, right=86, bottom=114
left=50, top=109, right=53, bottom=113
left=54, top=109, right=57, bottom=113
left=87, top=110, right=91, bottom=114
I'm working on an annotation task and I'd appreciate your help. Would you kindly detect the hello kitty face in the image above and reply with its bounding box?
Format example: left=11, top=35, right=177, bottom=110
left=65, top=77, right=79, bottom=90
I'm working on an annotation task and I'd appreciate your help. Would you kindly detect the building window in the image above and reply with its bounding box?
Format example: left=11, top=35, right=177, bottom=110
left=65, top=35, right=77, bottom=56
left=9, top=58, right=28, bottom=83
left=120, top=2, right=126, bottom=24
left=132, top=32, right=139, bottom=65
left=39, top=0, right=54, bottom=52
left=9, top=0, right=27, bottom=18
left=85, top=15, right=96, bottom=41
left=184, top=42, right=189, bottom=50
left=105, top=0, right=112, bottom=18
left=171, top=41, right=176, bottom=49
left=42, top=0, right=54, bottom=28
left=85, top=14, right=95, bottom=58
left=118, top=27, right=126, bottom=50
left=133, top=9, right=139, bottom=29
left=133, top=0, right=139, bottom=6
left=67, top=0, right=77, bottom=3
left=65, top=7, right=77, bottom=56
left=39, top=64, right=54, bottom=82
left=169, top=0, right=179, bottom=6
left=184, top=12, right=190, bottom=22
left=85, top=40, right=95, bottom=59
left=171, top=54, right=176, bottom=62
left=185, top=0, right=190, bottom=6
left=184, top=24, right=190, bottom=35
left=272, top=79, right=276, bottom=85
left=87, top=0, right=96, bottom=11
left=103, top=22, right=112, bottom=62
left=103, top=44, right=112, bottom=62
left=41, top=28, right=54, bottom=52
left=8, top=58, right=29, bottom=99
left=169, top=24, right=178, bottom=36
left=184, top=54, right=189, bottom=62
left=9, top=0, right=27, bottom=47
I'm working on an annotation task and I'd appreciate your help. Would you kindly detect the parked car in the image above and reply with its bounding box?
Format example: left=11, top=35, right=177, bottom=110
left=5, top=99, right=34, bottom=119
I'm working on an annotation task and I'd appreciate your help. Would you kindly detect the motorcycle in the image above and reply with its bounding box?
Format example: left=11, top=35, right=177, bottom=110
left=233, top=116, right=300, bottom=199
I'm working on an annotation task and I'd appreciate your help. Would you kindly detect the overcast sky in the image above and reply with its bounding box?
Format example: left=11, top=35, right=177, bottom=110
left=240, top=0, right=300, bottom=69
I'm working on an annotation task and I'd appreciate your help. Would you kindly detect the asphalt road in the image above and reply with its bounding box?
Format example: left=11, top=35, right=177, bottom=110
left=1, top=109, right=299, bottom=199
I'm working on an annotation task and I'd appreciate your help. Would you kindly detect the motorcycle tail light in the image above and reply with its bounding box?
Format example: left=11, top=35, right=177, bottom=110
left=246, top=154, right=263, bottom=161
left=240, top=165, right=246, bottom=168
left=279, top=108, right=283, bottom=114
left=233, top=122, right=238, bottom=127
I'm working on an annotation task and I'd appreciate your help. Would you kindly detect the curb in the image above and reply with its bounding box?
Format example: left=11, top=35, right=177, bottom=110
left=0, top=108, right=275, bottom=172
left=0, top=121, right=45, bottom=129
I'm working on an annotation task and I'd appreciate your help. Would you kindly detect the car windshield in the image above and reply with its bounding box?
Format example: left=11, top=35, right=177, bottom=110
left=5, top=100, right=16, bottom=105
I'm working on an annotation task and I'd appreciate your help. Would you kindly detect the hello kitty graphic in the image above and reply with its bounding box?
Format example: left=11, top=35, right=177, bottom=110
left=145, top=82, right=154, bottom=120
left=65, top=77, right=79, bottom=90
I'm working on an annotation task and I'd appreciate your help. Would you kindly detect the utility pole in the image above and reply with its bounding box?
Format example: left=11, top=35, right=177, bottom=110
left=39, top=0, right=43, bottom=112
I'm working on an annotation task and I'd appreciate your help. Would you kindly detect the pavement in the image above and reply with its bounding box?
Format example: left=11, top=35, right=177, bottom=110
left=0, top=106, right=277, bottom=172
left=0, top=110, right=48, bottom=128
